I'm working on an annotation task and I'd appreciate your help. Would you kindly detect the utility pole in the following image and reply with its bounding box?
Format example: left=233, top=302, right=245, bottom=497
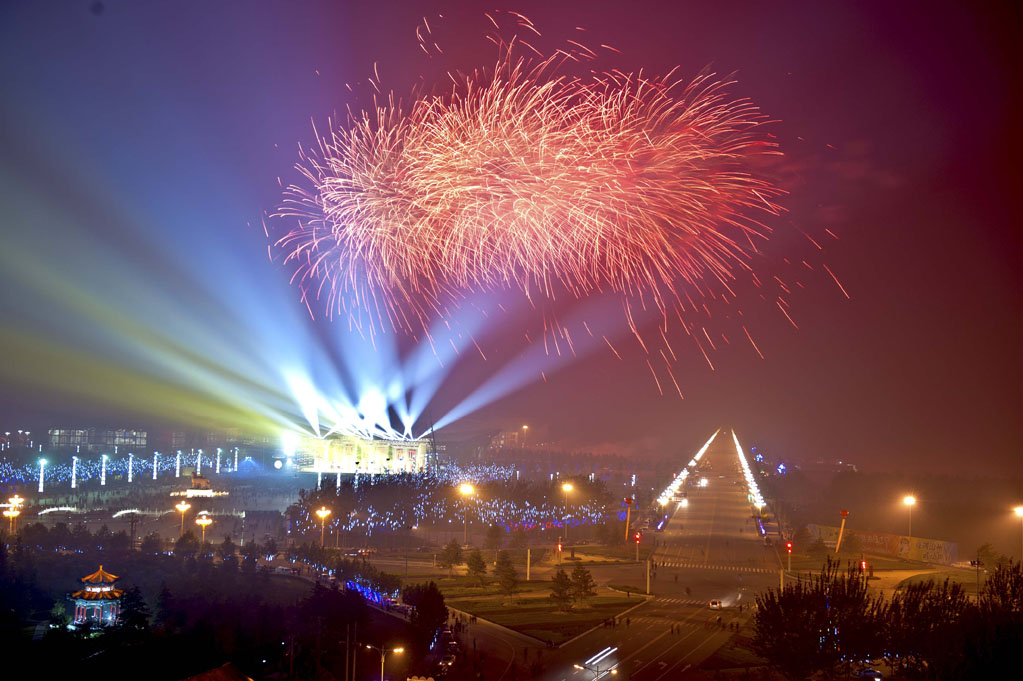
left=526, top=548, right=531, bottom=582
left=646, top=558, right=650, bottom=595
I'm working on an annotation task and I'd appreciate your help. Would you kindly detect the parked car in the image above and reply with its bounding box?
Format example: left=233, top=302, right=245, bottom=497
left=709, top=599, right=723, bottom=609
left=851, top=669, right=882, bottom=681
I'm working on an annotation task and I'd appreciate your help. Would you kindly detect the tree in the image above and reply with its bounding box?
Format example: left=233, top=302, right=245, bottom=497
left=403, top=581, right=447, bottom=643
left=494, top=551, right=518, bottom=599
left=217, top=535, right=236, bottom=562
left=466, top=549, right=487, bottom=586
left=570, top=564, right=596, bottom=603
left=262, top=537, right=279, bottom=561
left=439, top=539, right=463, bottom=576
left=753, top=558, right=886, bottom=680
left=120, top=585, right=150, bottom=633
left=886, top=577, right=969, bottom=679
left=140, top=532, right=162, bottom=554
left=791, top=525, right=812, bottom=552
left=549, top=568, right=573, bottom=611
left=485, top=524, right=504, bottom=554
left=174, top=531, right=199, bottom=559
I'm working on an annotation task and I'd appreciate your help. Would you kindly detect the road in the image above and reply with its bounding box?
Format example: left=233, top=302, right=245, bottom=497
left=540, top=430, right=781, bottom=680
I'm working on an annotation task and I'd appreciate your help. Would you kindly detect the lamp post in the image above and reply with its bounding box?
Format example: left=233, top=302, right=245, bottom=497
left=458, top=483, right=475, bottom=545
left=101, top=454, right=108, bottom=486
left=153, top=452, right=159, bottom=480
left=903, top=496, right=916, bottom=538
left=316, top=506, right=332, bottom=548
left=3, top=508, right=19, bottom=534
left=562, top=482, right=574, bottom=541
left=364, top=644, right=403, bottom=681
left=71, top=455, right=78, bottom=489
left=128, top=452, right=133, bottom=483
left=175, top=501, right=191, bottom=537
left=521, top=424, right=529, bottom=447
left=195, top=514, right=212, bottom=544
left=1014, top=506, right=1023, bottom=560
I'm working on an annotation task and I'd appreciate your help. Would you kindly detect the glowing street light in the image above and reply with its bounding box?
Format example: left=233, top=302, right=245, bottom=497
left=364, top=644, right=403, bottom=681
left=315, top=506, right=332, bottom=548
left=100, top=454, right=108, bottom=486
left=562, top=482, right=574, bottom=541
left=903, top=496, right=916, bottom=538
left=128, top=452, right=134, bottom=483
left=38, top=458, right=47, bottom=494
left=3, top=507, right=19, bottom=534
left=522, top=424, right=529, bottom=447
left=195, top=513, right=212, bottom=544
left=175, top=450, right=181, bottom=478
left=459, top=483, right=475, bottom=544
left=175, top=501, right=191, bottom=537
left=71, top=455, right=78, bottom=489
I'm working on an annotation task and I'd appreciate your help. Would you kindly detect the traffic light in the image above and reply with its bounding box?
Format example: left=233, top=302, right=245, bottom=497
left=860, top=560, right=868, bottom=571
left=634, top=532, right=641, bottom=543
left=557, top=542, right=562, bottom=553
left=785, top=542, right=793, bottom=554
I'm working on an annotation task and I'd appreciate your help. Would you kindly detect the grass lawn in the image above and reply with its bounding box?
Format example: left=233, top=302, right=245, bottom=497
left=785, top=553, right=925, bottom=572
left=896, top=568, right=985, bottom=596
left=433, top=576, right=548, bottom=599
left=571, top=544, right=654, bottom=563
left=449, top=593, right=637, bottom=644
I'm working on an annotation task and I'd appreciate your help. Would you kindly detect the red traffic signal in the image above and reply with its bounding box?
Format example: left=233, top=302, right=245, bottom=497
left=785, top=542, right=793, bottom=554
left=860, top=560, right=868, bottom=571
left=634, top=532, right=641, bottom=543
left=557, top=543, right=563, bottom=553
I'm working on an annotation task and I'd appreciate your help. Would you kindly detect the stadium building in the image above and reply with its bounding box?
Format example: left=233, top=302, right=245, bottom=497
left=289, top=433, right=431, bottom=475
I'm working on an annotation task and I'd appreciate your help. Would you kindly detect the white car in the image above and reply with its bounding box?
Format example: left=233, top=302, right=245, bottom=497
left=709, top=599, right=722, bottom=609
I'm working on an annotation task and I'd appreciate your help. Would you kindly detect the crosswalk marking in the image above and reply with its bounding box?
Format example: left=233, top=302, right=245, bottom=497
left=653, top=560, right=769, bottom=573
left=654, top=598, right=704, bottom=606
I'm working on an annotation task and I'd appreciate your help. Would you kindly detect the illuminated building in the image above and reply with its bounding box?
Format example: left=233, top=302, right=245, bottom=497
left=293, top=433, right=430, bottom=475
left=70, top=565, right=123, bottom=625
left=170, top=473, right=229, bottom=499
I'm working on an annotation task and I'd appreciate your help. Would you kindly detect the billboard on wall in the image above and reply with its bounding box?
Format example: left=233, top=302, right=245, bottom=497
left=808, top=524, right=958, bottom=565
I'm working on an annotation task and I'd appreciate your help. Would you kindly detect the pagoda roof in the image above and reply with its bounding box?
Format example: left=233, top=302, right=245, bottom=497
left=81, top=565, right=118, bottom=584
left=71, top=588, right=124, bottom=600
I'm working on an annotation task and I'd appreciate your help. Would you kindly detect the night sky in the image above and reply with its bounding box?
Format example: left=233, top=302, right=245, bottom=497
left=0, top=1, right=1018, bottom=474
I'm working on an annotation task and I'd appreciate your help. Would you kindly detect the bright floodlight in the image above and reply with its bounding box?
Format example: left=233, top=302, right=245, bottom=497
left=459, top=483, right=475, bottom=496
left=1014, top=506, right=1023, bottom=517
left=562, top=482, right=574, bottom=493
left=315, top=506, right=332, bottom=520
left=175, top=501, right=191, bottom=513
left=903, top=495, right=916, bottom=506
left=393, top=647, right=404, bottom=654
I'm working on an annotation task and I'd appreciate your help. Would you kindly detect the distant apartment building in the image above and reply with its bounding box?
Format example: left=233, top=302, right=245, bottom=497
left=48, top=428, right=148, bottom=452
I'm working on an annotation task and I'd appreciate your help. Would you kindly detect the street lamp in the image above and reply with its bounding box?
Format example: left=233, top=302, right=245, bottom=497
left=521, top=424, right=529, bottom=447
left=3, top=508, right=19, bottom=534
left=38, top=458, right=46, bottom=494
left=562, top=482, right=574, bottom=541
left=903, top=496, right=916, bottom=538
left=458, top=483, right=475, bottom=544
left=175, top=501, right=191, bottom=537
left=195, top=514, right=212, bottom=544
left=365, top=644, right=403, bottom=681
left=1014, top=506, right=1023, bottom=560
left=316, top=506, right=332, bottom=548
left=101, top=454, right=108, bottom=486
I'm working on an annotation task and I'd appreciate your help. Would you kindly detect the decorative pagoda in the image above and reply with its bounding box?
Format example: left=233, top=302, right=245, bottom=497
left=70, top=565, right=124, bottom=625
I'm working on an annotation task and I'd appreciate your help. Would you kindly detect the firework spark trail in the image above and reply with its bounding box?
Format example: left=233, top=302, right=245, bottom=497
left=273, top=14, right=788, bottom=373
